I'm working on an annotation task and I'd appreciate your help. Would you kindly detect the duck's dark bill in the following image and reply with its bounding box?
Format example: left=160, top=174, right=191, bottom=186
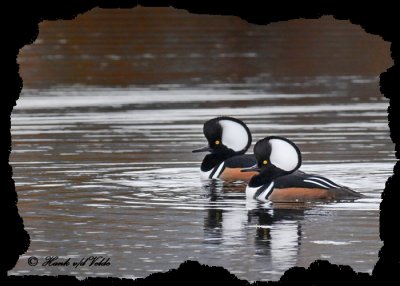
left=241, top=164, right=260, bottom=172
left=192, top=146, right=212, bottom=153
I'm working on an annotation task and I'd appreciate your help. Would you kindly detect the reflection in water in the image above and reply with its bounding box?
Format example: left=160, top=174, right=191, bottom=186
left=249, top=207, right=303, bottom=271
left=10, top=85, right=390, bottom=281
left=203, top=179, right=305, bottom=273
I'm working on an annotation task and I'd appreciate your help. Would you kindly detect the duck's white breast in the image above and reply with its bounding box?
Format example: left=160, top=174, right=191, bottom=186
left=200, top=162, right=225, bottom=180
left=200, top=169, right=213, bottom=180
left=246, top=182, right=274, bottom=203
left=246, top=185, right=259, bottom=200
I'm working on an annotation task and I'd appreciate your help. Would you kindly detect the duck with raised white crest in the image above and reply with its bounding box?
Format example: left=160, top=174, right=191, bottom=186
left=242, top=136, right=364, bottom=203
left=192, top=116, right=258, bottom=181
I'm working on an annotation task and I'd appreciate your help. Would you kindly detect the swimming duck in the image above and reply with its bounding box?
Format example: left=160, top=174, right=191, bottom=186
left=242, top=136, right=364, bottom=203
left=193, top=116, right=257, bottom=181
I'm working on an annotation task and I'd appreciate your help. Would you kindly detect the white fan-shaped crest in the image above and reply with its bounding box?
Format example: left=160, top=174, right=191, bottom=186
left=219, top=120, right=249, bottom=152
left=269, top=138, right=300, bottom=172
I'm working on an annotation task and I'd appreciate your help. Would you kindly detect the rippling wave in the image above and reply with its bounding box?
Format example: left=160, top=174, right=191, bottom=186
left=10, top=81, right=393, bottom=281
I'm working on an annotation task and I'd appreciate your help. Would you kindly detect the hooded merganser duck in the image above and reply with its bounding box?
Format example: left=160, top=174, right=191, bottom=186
left=192, top=116, right=258, bottom=181
left=242, top=136, right=364, bottom=203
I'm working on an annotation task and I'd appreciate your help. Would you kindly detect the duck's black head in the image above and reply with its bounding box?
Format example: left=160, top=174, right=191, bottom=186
left=244, top=136, right=302, bottom=187
left=193, top=116, right=252, bottom=157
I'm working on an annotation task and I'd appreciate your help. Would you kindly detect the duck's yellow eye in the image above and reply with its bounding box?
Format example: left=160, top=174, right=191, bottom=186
left=215, top=140, right=220, bottom=145
left=263, top=160, right=268, bottom=165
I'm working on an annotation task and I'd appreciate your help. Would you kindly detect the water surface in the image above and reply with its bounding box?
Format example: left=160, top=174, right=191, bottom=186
left=10, top=80, right=392, bottom=281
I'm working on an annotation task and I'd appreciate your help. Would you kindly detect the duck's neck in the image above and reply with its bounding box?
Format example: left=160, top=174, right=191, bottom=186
left=201, top=152, right=234, bottom=172
left=248, top=173, right=272, bottom=188
left=248, top=168, right=283, bottom=188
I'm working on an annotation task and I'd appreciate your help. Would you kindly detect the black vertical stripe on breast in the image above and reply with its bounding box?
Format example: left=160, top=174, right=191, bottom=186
left=209, top=162, right=226, bottom=179
left=254, top=182, right=274, bottom=200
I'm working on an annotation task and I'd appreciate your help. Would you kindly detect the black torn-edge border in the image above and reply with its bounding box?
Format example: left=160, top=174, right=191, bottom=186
left=2, top=1, right=399, bottom=285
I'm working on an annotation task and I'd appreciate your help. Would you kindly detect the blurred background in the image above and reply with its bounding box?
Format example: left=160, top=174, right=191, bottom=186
left=19, top=7, right=391, bottom=87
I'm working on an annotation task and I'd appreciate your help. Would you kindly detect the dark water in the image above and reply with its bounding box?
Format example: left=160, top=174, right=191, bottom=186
left=10, top=7, right=394, bottom=282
